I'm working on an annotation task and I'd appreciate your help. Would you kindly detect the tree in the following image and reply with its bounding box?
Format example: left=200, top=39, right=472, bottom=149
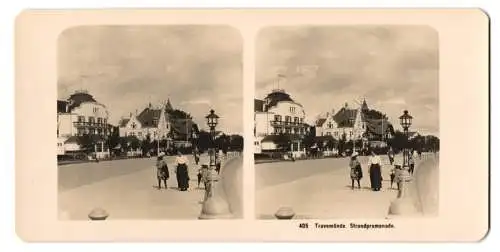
left=118, top=137, right=129, bottom=152
left=141, top=134, right=152, bottom=155
left=197, top=130, right=213, bottom=152
left=364, top=109, right=387, bottom=120
left=274, top=133, right=291, bottom=151
left=302, top=133, right=315, bottom=150
left=127, top=135, right=141, bottom=150
left=338, top=132, right=347, bottom=154
left=106, top=130, right=120, bottom=151
left=77, top=134, right=97, bottom=154
left=229, top=134, right=244, bottom=151
left=326, top=138, right=337, bottom=150
left=168, top=109, right=192, bottom=120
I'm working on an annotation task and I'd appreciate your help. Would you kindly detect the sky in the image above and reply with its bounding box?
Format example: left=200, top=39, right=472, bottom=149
left=58, top=25, right=243, bottom=135
left=255, top=26, right=439, bottom=137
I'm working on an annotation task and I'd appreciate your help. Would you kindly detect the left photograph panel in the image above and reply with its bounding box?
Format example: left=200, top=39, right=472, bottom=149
left=57, top=25, right=244, bottom=220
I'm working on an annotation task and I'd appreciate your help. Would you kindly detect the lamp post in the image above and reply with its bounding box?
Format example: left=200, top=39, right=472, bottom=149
left=199, top=109, right=232, bottom=219
left=388, top=110, right=417, bottom=215
left=400, top=110, right=413, bottom=169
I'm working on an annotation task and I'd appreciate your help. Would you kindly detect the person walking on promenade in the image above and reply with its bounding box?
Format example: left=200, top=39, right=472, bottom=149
left=393, top=154, right=404, bottom=191
left=156, top=152, right=169, bottom=190
left=175, top=151, right=190, bottom=191
left=349, top=152, right=363, bottom=189
left=193, top=147, right=200, bottom=165
left=215, top=152, right=222, bottom=174
left=368, top=150, right=383, bottom=191
left=387, top=147, right=395, bottom=165
left=408, top=149, right=417, bottom=175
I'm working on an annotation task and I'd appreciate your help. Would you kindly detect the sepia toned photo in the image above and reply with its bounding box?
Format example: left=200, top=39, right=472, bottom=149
left=254, top=26, right=440, bottom=220
left=16, top=9, right=488, bottom=242
left=57, top=25, right=244, bottom=220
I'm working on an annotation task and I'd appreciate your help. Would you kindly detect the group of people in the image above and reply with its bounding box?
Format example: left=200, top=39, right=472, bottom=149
left=155, top=148, right=225, bottom=192
left=349, top=150, right=383, bottom=191
left=155, top=151, right=190, bottom=191
left=348, top=148, right=420, bottom=191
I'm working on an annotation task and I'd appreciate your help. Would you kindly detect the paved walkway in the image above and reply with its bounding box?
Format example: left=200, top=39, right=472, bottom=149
left=256, top=154, right=431, bottom=219
left=59, top=153, right=241, bottom=220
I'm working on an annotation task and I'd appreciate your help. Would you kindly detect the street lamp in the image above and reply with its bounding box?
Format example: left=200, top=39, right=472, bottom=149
left=206, top=109, right=219, bottom=169
left=388, top=110, right=417, bottom=216
left=199, top=109, right=232, bottom=219
left=399, top=110, right=413, bottom=168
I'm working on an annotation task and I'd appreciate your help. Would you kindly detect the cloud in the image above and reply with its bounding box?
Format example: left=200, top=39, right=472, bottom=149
left=256, top=25, right=439, bottom=135
left=58, top=25, right=243, bottom=134
left=383, top=98, right=407, bottom=105
left=181, top=99, right=212, bottom=106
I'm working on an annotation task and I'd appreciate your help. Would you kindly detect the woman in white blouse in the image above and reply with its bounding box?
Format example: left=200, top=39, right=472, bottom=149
left=368, top=150, right=383, bottom=191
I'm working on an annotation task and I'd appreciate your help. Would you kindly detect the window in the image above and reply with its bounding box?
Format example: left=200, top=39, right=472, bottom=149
left=328, top=122, right=333, bottom=129
left=285, top=116, right=291, bottom=124
left=78, top=116, right=85, bottom=122
left=299, top=118, right=304, bottom=124
left=274, top=115, right=281, bottom=122
left=97, top=118, right=102, bottom=124
left=274, top=127, right=279, bottom=134
left=93, top=107, right=99, bottom=113
left=326, top=132, right=331, bottom=136
left=290, top=107, right=296, bottom=113
left=131, top=122, right=137, bottom=129
left=103, top=119, right=107, bottom=125
left=254, top=141, right=259, bottom=146
left=350, top=131, right=353, bottom=136
left=294, top=117, right=299, bottom=124
left=138, top=132, right=143, bottom=137
left=334, top=132, right=338, bottom=137
left=88, top=117, right=95, bottom=124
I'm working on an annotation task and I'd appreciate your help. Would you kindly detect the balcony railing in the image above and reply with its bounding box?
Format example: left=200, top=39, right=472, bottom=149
left=271, top=120, right=308, bottom=128
left=73, top=121, right=110, bottom=128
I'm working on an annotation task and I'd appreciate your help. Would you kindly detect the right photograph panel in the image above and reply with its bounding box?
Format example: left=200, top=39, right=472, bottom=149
left=254, top=26, right=440, bottom=220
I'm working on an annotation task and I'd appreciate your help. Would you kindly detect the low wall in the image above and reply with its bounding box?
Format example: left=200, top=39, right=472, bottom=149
left=414, top=154, right=439, bottom=216
left=215, top=152, right=244, bottom=218
left=403, top=153, right=439, bottom=216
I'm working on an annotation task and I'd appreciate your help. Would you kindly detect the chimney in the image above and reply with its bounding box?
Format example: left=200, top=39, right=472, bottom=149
left=129, top=112, right=132, bottom=118
left=326, top=112, right=329, bottom=118
left=135, top=109, right=138, bottom=115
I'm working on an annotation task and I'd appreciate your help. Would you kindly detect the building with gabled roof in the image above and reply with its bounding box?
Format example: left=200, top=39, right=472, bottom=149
left=118, top=99, right=195, bottom=148
left=314, top=99, right=393, bottom=149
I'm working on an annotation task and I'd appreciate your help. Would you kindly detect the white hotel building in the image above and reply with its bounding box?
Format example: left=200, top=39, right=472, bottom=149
left=57, top=90, right=113, bottom=158
left=254, top=88, right=310, bottom=157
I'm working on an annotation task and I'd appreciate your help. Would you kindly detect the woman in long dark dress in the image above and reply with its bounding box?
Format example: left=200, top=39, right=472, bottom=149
left=368, top=150, right=383, bottom=191
left=175, top=151, right=190, bottom=191
left=349, top=152, right=363, bottom=189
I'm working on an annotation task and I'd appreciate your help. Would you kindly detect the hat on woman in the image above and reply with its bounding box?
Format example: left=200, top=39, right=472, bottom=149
left=158, top=152, right=166, bottom=157
left=351, top=151, right=359, bottom=157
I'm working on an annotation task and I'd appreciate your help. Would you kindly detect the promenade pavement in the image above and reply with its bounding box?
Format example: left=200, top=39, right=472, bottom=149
left=58, top=153, right=240, bottom=220
left=255, top=154, right=431, bottom=219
